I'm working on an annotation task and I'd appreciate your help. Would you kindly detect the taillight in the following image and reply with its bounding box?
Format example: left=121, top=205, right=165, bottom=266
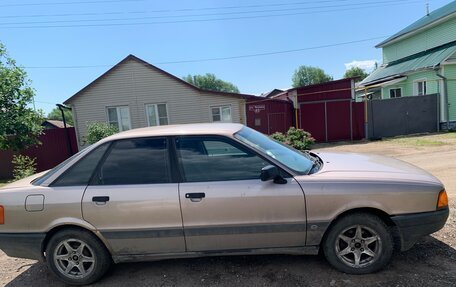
left=0, top=206, right=4, bottom=224
left=437, top=189, right=449, bottom=209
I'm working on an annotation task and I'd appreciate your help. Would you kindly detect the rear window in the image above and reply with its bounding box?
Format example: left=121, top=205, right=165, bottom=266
left=51, top=143, right=110, bottom=186
left=91, top=138, right=171, bottom=185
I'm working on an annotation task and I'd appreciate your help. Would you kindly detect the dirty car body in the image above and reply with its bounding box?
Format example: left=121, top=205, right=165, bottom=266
left=0, top=123, right=449, bottom=285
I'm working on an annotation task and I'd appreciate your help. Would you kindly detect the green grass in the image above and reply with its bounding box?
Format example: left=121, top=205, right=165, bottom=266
left=437, top=131, right=456, bottom=139
left=412, top=139, right=447, bottom=146
left=384, top=131, right=456, bottom=147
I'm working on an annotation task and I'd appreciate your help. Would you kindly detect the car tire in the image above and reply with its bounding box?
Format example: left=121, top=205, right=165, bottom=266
left=45, top=228, right=111, bottom=285
left=323, top=213, right=393, bottom=274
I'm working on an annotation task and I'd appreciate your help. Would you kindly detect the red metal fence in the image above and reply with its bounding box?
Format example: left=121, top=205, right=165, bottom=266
left=246, top=100, right=294, bottom=134
left=0, top=128, right=77, bottom=179
left=299, top=100, right=365, bottom=142
left=246, top=79, right=365, bottom=142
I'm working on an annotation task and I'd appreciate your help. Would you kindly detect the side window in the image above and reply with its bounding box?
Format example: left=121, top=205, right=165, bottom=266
left=415, top=81, right=427, bottom=96
left=211, top=105, right=232, bottom=122
left=176, top=137, right=268, bottom=182
left=389, top=88, right=402, bottom=98
left=203, top=140, right=246, bottom=156
left=92, top=138, right=170, bottom=185
left=52, top=143, right=110, bottom=186
left=107, top=106, right=131, bottom=131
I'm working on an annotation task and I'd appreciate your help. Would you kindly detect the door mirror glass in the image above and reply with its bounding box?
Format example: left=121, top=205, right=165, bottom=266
left=260, top=165, right=287, bottom=184
left=260, top=165, right=279, bottom=181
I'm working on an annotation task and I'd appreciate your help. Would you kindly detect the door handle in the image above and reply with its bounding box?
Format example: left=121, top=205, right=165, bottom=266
left=92, top=196, right=110, bottom=203
left=185, top=193, right=205, bottom=202
left=185, top=193, right=205, bottom=199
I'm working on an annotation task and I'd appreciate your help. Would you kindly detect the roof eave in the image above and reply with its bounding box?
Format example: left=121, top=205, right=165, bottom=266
left=64, top=54, right=253, bottom=104
left=376, top=13, right=456, bottom=48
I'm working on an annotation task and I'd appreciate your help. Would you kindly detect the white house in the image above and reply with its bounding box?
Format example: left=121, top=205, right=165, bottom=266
left=64, top=55, right=254, bottom=148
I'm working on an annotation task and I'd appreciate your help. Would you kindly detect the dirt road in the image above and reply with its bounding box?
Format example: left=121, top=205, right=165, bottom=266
left=1, top=133, right=456, bottom=287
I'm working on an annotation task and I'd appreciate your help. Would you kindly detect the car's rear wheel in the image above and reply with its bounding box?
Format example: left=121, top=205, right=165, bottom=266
left=45, top=228, right=111, bottom=285
left=323, top=213, right=393, bottom=274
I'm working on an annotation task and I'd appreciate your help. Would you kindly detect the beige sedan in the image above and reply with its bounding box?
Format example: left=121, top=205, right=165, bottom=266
left=0, top=123, right=449, bottom=285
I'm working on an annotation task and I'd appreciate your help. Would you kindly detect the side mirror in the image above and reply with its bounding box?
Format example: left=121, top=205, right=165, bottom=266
left=260, top=165, right=287, bottom=184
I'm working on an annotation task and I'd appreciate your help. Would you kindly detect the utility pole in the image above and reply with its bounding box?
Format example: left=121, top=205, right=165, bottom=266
left=56, top=104, right=73, bottom=157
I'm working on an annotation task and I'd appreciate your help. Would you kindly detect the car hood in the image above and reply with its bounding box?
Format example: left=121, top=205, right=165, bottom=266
left=310, top=151, right=442, bottom=185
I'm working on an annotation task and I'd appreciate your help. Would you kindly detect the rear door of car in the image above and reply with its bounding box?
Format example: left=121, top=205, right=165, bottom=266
left=175, top=135, right=307, bottom=252
left=81, top=137, right=185, bottom=255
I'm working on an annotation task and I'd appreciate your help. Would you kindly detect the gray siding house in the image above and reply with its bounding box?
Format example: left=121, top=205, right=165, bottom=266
left=64, top=55, right=253, bottom=149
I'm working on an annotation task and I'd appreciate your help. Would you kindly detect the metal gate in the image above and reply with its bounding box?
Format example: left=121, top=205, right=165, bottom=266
left=367, top=94, right=439, bottom=139
left=300, top=99, right=354, bottom=142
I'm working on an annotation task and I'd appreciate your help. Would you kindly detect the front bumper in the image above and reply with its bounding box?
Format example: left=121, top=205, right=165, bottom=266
left=391, top=208, right=449, bottom=251
left=0, top=233, right=45, bottom=260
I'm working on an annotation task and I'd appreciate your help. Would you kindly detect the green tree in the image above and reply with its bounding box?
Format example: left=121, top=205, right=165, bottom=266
left=86, top=122, right=118, bottom=145
left=183, top=73, right=240, bottom=93
left=344, top=67, right=369, bottom=81
left=12, top=154, right=36, bottom=180
left=0, top=42, right=43, bottom=151
left=292, top=65, right=333, bottom=88
left=47, top=107, right=74, bottom=126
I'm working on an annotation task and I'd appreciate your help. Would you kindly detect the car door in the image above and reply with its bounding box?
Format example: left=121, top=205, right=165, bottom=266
left=175, top=135, right=307, bottom=252
left=82, top=137, right=185, bottom=256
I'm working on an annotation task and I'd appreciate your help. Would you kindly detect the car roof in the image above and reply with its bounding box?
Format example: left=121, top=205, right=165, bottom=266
left=101, top=123, right=245, bottom=143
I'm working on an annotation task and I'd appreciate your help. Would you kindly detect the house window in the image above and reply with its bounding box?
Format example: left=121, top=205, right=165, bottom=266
left=107, top=106, right=131, bottom=131
left=389, top=88, right=402, bottom=98
left=211, top=105, right=232, bottom=122
left=414, top=80, right=427, bottom=96
left=146, top=103, right=169, bottom=126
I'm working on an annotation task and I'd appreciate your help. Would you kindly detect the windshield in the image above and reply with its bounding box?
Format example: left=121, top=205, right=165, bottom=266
left=234, top=127, right=315, bottom=174
left=32, top=146, right=89, bottom=186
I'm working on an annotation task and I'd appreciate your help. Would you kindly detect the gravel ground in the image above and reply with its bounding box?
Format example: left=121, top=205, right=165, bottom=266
left=1, top=133, right=456, bottom=287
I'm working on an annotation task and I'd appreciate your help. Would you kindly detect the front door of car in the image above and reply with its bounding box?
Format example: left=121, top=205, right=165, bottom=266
left=175, top=136, right=307, bottom=252
left=81, top=137, right=185, bottom=256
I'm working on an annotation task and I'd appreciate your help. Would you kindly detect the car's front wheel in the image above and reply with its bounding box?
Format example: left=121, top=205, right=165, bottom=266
left=323, top=213, right=393, bottom=274
left=45, top=228, right=111, bottom=285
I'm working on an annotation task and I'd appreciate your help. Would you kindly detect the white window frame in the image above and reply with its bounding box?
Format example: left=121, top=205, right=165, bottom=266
left=210, top=105, right=232, bottom=123
left=106, top=106, right=131, bottom=131
left=145, top=103, right=169, bottom=127
left=389, top=87, right=402, bottom=98
left=413, top=79, right=427, bottom=96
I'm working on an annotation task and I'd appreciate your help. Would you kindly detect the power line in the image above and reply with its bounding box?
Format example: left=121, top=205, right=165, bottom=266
left=0, top=0, right=419, bottom=26
left=0, top=11, right=146, bottom=19
left=0, top=0, right=142, bottom=8
left=0, top=1, right=424, bottom=29
left=0, top=0, right=409, bottom=18
left=23, top=35, right=386, bottom=69
left=155, top=36, right=387, bottom=64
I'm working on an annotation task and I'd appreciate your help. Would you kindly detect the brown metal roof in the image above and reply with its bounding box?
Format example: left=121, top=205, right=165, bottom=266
left=42, top=120, right=72, bottom=128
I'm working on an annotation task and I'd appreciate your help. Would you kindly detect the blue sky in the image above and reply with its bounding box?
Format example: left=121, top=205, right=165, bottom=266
left=0, top=0, right=453, bottom=113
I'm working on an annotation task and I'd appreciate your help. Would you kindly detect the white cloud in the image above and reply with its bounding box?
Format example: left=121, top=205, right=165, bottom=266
left=344, top=60, right=378, bottom=72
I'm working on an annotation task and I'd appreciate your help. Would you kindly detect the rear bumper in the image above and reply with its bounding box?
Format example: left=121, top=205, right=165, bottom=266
left=391, top=208, right=449, bottom=251
left=0, top=233, right=45, bottom=260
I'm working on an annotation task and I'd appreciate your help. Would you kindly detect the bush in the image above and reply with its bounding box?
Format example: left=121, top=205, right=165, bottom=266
left=270, top=127, right=315, bottom=151
left=12, top=154, right=36, bottom=180
left=86, top=122, right=118, bottom=145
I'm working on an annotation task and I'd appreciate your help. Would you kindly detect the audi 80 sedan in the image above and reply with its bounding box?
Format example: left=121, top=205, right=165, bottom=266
left=0, top=123, right=449, bottom=285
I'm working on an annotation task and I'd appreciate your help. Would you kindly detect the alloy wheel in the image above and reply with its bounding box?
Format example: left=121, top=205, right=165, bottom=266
left=335, top=224, right=382, bottom=268
left=53, top=238, right=96, bottom=279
